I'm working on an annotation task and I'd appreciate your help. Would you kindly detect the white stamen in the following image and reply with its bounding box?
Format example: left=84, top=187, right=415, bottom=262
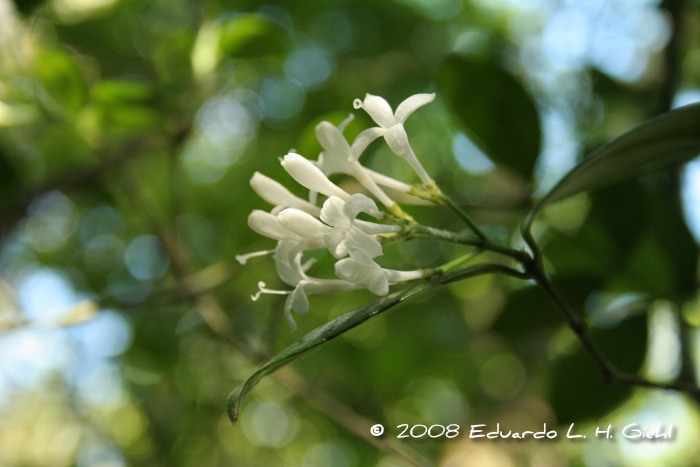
left=353, top=98, right=363, bottom=109
left=236, top=250, right=275, bottom=265
left=252, top=281, right=291, bottom=301
left=337, top=113, right=354, bottom=133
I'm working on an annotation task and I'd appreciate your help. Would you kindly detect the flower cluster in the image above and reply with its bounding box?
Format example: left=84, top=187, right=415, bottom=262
left=238, top=93, right=435, bottom=331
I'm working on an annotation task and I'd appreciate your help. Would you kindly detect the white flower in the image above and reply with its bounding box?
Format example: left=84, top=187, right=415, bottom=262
left=281, top=153, right=349, bottom=200
left=316, top=116, right=398, bottom=208
left=250, top=172, right=320, bottom=216
left=253, top=241, right=360, bottom=331
left=277, top=194, right=401, bottom=259
left=277, top=208, right=329, bottom=240
left=319, top=194, right=400, bottom=258
left=238, top=210, right=325, bottom=265
left=334, top=248, right=424, bottom=296
left=351, top=93, right=435, bottom=185
left=247, top=210, right=303, bottom=241
left=315, top=116, right=421, bottom=198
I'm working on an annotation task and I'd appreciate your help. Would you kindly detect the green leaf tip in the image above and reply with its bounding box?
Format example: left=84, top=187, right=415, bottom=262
left=226, top=384, right=245, bottom=426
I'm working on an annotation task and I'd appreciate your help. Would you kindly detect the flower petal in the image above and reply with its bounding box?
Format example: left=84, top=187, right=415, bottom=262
left=274, top=241, right=305, bottom=286
left=248, top=210, right=301, bottom=241
left=316, top=121, right=351, bottom=156
left=290, top=282, right=310, bottom=315
left=349, top=127, right=385, bottom=161
left=367, top=271, right=389, bottom=296
left=337, top=113, right=354, bottom=133
left=283, top=294, right=298, bottom=331
left=356, top=94, right=395, bottom=128
left=278, top=208, right=329, bottom=239
left=334, top=252, right=387, bottom=295
left=343, top=193, right=380, bottom=220
left=343, top=226, right=383, bottom=259
left=324, top=229, right=349, bottom=258
left=334, top=256, right=376, bottom=284
left=281, top=153, right=349, bottom=199
left=250, top=172, right=320, bottom=215
left=348, top=247, right=381, bottom=267
left=383, top=124, right=412, bottom=157
left=320, top=196, right=349, bottom=228
left=394, top=93, right=435, bottom=124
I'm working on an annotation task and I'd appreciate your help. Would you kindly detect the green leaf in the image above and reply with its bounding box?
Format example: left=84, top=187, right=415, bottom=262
left=550, top=311, right=648, bottom=423
left=33, top=47, right=87, bottom=114
left=219, top=14, right=287, bottom=59
left=437, top=54, right=542, bottom=179
left=226, top=263, right=516, bottom=425
left=91, top=79, right=153, bottom=105
left=524, top=103, right=700, bottom=233
left=492, top=277, right=599, bottom=342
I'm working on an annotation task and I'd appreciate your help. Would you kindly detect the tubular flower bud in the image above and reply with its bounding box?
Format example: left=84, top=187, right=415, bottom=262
left=250, top=172, right=320, bottom=216
left=281, top=153, right=349, bottom=200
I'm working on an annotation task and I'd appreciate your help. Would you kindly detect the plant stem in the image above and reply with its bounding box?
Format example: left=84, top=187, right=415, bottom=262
left=526, top=241, right=700, bottom=395
left=436, top=251, right=482, bottom=274
left=409, top=184, right=486, bottom=239
left=410, top=224, right=531, bottom=264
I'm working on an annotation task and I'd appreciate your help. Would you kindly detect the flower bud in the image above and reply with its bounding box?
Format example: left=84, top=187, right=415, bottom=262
left=277, top=208, right=329, bottom=239
left=281, top=153, right=349, bottom=200
left=250, top=172, right=320, bottom=215
left=248, top=210, right=301, bottom=241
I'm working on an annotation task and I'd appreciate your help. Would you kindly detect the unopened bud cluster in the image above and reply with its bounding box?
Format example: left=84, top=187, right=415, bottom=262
left=238, top=93, right=435, bottom=331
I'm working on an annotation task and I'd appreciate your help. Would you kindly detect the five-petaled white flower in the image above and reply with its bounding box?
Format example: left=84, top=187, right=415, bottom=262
left=318, top=194, right=400, bottom=258
left=351, top=93, right=435, bottom=185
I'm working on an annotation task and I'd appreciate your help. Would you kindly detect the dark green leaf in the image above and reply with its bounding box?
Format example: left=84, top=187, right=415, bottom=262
left=227, top=263, right=516, bottom=425
left=524, top=103, right=700, bottom=233
left=493, top=277, right=599, bottom=341
left=550, top=312, right=648, bottom=423
left=437, top=54, right=542, bottom=178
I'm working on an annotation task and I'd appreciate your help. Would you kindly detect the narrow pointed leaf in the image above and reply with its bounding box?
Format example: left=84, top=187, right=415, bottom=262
left=226, top=263, right=519, bottom=425
left=524, top=103, right=700, bottom=233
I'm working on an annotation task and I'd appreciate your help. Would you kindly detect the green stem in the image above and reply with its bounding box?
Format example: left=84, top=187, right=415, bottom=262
left=528, top=261, right=616, bottom=381
left=436, top=251, right=482, bottom=274
left=410, top=224, right=531, bottom=264
left=435, top=190, right=486, bottom=240
left=411, top=183, right=486, bottom=239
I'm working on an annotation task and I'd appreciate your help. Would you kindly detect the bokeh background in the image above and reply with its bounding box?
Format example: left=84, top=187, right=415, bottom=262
left=1, top=0, right=700, bottom=465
